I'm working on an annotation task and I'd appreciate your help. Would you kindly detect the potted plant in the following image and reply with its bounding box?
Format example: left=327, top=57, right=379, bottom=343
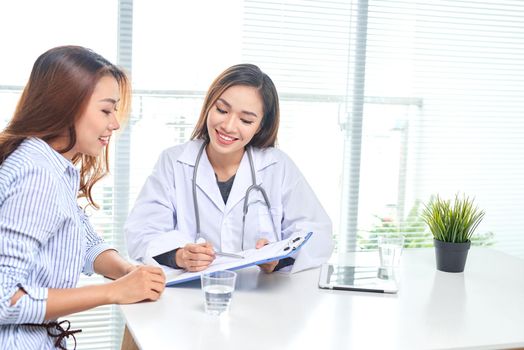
left=421, top=193, right=485, bottom=272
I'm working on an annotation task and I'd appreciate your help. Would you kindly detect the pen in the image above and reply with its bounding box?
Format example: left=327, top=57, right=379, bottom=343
left=215, top=251, right=244, bottom=259
left=332, top=286, right=396, bottom=294
left=196, top=238, right=244, bottom=259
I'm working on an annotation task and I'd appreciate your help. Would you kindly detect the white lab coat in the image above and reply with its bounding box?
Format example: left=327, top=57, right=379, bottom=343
left=125, top=139, right=334, bottom=273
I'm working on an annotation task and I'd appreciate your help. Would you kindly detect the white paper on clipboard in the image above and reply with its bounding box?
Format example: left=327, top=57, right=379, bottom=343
left=164, top=231, right=312, bottom=286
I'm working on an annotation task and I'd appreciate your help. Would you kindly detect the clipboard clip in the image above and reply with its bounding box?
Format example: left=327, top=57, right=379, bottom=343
left=283, top=236, right=303, bottom=252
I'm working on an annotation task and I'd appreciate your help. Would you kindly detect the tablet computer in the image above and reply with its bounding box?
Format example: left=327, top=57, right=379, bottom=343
left=318, top=264, right=398, bottom=294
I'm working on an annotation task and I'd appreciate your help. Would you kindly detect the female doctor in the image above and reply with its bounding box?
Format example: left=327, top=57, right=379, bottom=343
left=125, top=64, right=333, bottom=273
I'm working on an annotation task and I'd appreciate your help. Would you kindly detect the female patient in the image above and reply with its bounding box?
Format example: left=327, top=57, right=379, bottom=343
left=125, top=64, right=334, bottom=273
left=0, top=46, right=165, bottom=350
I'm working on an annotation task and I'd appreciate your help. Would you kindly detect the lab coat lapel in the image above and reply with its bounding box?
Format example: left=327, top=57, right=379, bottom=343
left=225, top=151, right=253, bottom=214
left=189, top=144, right=226, bottom=212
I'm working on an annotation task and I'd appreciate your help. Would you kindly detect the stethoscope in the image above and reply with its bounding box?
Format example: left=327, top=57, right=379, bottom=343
left=192, top=141, right=279, bottom=251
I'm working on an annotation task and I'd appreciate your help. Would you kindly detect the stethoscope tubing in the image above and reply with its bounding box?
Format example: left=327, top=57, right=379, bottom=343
left=192, top=141, right=279, bottom=251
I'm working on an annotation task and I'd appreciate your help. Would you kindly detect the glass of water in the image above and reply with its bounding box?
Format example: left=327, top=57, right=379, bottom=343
left=201, top=270, right=237, bottom=315
left=378, top=235, right=405, bottom=267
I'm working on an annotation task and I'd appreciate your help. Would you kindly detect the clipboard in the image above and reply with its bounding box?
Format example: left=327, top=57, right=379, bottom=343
left=164, top=231, right=313, bottom=286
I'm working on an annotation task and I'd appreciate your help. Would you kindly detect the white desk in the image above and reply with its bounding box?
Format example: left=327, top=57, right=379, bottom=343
left=120, top=248, right=524, bottom=350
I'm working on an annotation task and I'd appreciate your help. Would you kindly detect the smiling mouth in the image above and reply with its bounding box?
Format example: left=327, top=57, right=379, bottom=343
left=98, top=136, right=110, bottom=145
left=216, top=130, right=238, bottom=144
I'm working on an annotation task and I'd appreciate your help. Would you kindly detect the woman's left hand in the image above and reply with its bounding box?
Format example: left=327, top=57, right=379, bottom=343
left=256, top=238, right=278, bottom=273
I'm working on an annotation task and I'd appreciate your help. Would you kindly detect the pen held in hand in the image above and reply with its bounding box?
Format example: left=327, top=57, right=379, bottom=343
left=215, top=251, right=244, bottom=259
left=197, top=237, right=244, bottom=259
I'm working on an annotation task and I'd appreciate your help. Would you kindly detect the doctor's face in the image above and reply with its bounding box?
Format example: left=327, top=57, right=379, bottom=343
left=206, top=85, right=264, bottom=159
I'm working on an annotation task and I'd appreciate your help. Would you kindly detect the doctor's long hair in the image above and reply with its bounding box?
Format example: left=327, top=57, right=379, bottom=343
left=191, top=64, right=280, bottom=148
left=0, top=45, right=131, bottom=209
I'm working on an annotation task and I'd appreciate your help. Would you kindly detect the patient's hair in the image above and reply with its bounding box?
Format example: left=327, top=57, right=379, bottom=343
left=0, top=45, right=131, bottom=208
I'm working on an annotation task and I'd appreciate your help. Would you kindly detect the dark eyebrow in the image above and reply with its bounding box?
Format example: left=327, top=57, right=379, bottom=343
left=217, top=98, right=259, bottom=118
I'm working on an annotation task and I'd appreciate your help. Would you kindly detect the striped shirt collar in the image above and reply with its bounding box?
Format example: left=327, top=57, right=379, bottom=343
left=23, top=137, right=76, bottom=175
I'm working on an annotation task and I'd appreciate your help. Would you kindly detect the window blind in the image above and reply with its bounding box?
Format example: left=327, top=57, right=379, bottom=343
left=344, top=0, right=524, bottom=255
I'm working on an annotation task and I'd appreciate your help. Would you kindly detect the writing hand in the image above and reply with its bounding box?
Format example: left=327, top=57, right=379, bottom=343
left=175, top=242, right=216, bottom=272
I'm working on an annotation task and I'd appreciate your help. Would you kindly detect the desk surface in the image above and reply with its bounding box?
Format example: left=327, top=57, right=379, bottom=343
left=120, top=248, right=524, bottom=350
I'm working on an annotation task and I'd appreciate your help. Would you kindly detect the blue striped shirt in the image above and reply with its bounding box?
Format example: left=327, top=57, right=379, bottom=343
left=0, top=137, right=112, bottom=349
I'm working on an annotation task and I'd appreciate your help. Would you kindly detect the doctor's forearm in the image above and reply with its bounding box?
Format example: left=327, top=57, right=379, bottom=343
left=153, top=249, right=180, bottom=269
left=274, top=257, right=295, bottom=271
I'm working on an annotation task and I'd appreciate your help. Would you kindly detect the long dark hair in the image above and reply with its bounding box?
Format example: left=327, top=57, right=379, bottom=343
left=191, top=64, right=280, bottom=148
left=0, top=45, right=131, bottom=208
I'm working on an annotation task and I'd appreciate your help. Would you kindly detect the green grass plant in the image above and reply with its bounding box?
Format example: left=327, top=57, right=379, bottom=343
left=421, top=194, right=485, bottom=243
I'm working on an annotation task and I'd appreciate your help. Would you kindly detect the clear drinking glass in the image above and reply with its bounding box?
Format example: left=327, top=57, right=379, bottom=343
left=378, top=235, right=405, bottom=267
left=201, top=270, right=237, bottom=315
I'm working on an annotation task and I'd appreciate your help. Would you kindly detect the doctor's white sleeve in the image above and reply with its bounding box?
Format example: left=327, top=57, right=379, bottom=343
left=125, top=150, right=194, bottom=265
left=280, top=167, right=335, bottom=273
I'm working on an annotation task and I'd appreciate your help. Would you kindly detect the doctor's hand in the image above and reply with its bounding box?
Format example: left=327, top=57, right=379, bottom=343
left=175, top=242, right=216, bottom=272
left=256, top=238, right=279, bottom=273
